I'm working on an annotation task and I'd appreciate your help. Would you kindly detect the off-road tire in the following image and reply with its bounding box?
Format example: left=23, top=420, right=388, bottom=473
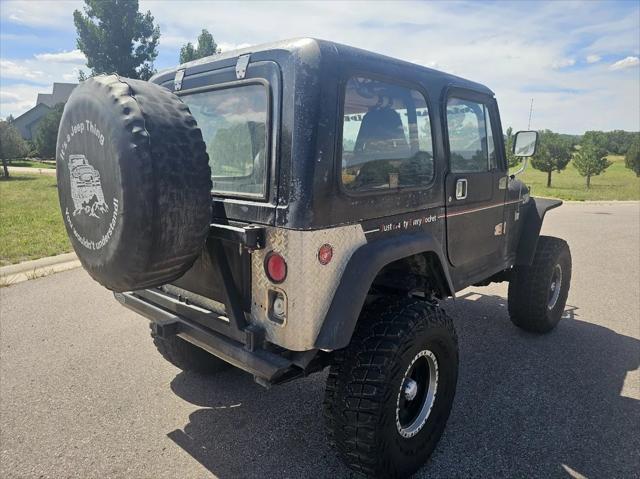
left=324, top=297, right=458, bottom=478
left=56, top=75, right=211, bottom=292
left=508, top=236, right=572, bottom=333
left=150, top=325, right=229, bottom=374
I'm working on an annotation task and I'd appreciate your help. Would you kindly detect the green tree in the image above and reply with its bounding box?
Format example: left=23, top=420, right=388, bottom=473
left=504, top=126, right=519, bottom=168
left=74, top=0, right=160, bottom=80
left=582, top=130, right=637, bottom=155
left=625, top=135, right=640, bottom=177
left=0, top=121, right=28, bottom=177
left=573, top=141, right=611, bottom=188
left=582, top=130, right=608, bottom=151
left=530, top=130, right=573, bottom=187
left=34, top=104, right=65, bottom=159
left=180, top=29, right=219, bottom=63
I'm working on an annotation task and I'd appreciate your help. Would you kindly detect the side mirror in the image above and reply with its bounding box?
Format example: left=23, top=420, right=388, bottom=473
left=513, top=130, right=538, bottom=157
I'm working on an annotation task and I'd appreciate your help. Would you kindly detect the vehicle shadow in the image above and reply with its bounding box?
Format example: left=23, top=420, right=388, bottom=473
left=168, top=291, right=639, bottom=479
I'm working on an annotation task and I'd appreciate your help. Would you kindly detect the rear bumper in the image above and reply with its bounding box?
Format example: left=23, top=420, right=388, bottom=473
left=114, top=292, right=298, bottom=383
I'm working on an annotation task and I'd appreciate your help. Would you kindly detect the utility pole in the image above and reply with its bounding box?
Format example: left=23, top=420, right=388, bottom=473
left=527, top=98, right=534, bottom=130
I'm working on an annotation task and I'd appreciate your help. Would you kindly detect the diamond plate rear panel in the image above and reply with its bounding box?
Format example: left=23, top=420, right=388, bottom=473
left=251, top=224, right=366, bottom=351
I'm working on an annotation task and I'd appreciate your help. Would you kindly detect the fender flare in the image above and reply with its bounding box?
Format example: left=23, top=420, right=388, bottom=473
left=314, top=231, right=454, bottom=350
left=515, top=197, right=563, bottom=266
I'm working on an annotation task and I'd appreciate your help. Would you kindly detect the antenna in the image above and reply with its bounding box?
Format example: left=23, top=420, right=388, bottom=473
left=527, top=98, right=534, bottom=130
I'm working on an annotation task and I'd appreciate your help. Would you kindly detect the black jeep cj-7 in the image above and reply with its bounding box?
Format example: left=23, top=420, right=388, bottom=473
left=57, top=38, right=572, bottom=478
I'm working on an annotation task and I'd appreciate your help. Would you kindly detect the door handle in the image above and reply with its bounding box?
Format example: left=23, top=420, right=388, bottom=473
left=455, top=178, right=467, bottom=200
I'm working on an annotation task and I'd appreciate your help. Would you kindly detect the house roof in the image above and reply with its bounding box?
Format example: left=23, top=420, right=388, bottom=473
left=11, top=102, right=52, bottom=140
left=36, top=82, right=77, bottom=107
left=13, top=102, right=51, bottom=124
left=36, top=93, right=53, bottom=106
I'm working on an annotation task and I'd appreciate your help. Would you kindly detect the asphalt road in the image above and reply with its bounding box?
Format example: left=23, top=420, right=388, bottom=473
left=1, top=202, right=639, bottom=479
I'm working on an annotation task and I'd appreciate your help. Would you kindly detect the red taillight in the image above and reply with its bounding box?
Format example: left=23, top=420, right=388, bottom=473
left=318, top=244, right=333, bottom=265
left=265, top=252, right=287, bottom=283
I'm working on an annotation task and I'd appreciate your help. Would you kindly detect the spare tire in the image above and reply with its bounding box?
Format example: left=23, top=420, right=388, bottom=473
left=56, top=75, right=212, bottom=292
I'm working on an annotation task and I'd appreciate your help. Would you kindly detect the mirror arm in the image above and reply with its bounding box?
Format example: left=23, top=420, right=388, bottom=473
left=511, top=156, right=529, bottom=178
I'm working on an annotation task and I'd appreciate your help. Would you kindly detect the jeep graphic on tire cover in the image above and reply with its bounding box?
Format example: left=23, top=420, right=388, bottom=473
left=68, top=154, right=109, bottom=218
left=56, top=75, right=212, bottom=292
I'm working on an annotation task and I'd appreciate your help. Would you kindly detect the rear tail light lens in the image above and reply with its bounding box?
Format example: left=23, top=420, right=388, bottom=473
left=265, top=252, right=287, bottom=283
left=318, top=244, right=333, bottom=265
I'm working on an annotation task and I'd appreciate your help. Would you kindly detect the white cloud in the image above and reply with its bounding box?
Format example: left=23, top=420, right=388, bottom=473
left=138, top=0, right=639, bottom=133
left=609, top=56, right=640, bottom=71
left=0, top=83, right=43, bottom=119
left=1, top=0, right=639, bottom=132
left=160, top=35, right=251, bottom=53
left=0, top=53, right=85, bottom=86
left=1, top=0, right=82, bottom=28
left=159, top=34, right=191, bottom=49
left=0, top=49, right=86, bottom=117
left=0, top=60, right=44, bottom=81
left=217, top=42, right=253, bottom=53
left=34, top=50, right=86, bottom=63
left=552, top=58, right=576, bottom=69
left=0, top=91, right=22, bottom=102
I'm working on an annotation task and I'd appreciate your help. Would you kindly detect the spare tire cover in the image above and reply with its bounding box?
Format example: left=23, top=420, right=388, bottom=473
left=56, top=75, right=211, bottom=292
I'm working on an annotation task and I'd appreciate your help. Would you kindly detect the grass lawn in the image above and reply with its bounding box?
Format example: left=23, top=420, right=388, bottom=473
left=513, top=155, right=640, bottom=201
left=7, top=159, right=56, bottom=169
left=0, top=174, right=71, bottom=266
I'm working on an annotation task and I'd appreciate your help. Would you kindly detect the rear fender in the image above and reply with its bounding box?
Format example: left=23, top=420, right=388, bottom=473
left=314, top=232, right=453, bottom=350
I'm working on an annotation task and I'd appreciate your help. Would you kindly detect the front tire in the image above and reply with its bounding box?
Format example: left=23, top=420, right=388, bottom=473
left=324, top=298, right=458, bottom=478
left=508, top=236, right=572, bottom=333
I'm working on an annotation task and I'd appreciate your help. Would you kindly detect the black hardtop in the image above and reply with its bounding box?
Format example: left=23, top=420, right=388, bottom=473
left=151, top=37, right=493, bottom=96
left=151, top=38, right=499, bottom=230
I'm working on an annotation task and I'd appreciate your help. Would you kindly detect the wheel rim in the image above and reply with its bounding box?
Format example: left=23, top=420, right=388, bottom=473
left=396, top=349, right=439, bottom=438
left=547, top=264, right=563, bottom=310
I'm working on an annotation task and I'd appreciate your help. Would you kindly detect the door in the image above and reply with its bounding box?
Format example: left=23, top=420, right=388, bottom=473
left=444, top=93, right=507, bottom=269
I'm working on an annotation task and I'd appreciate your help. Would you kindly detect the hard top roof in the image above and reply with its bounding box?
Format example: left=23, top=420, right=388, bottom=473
left=152, top=37, right=494, bottom=96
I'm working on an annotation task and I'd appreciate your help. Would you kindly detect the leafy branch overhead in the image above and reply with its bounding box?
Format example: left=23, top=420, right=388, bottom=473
left=74, top=0, right=160, bottom=80
left=180, top=30, right=220, bottom=64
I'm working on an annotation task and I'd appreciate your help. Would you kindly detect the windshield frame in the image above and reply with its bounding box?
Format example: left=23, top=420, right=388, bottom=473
left=177, top=78, right=272, bottom=200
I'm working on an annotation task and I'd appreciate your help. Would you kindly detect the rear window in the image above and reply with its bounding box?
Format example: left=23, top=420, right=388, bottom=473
left=182, top=84, right=269, bottom=198
left=341, top=77, right=434, bottom=193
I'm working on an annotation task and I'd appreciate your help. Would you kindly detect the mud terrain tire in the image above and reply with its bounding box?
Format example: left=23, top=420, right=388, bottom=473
left=324, top=298, right=458, bottom=478
left=56, top=75, right=211, bottom=292
left=508, top=236, right=572, bottom=333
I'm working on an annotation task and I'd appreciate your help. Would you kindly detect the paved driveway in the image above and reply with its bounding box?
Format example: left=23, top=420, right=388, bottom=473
left=1, top=202, right=638, bottom=478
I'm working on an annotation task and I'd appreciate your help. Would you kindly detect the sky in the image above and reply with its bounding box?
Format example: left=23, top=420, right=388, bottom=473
left=1, top=0, right=639, bottom=134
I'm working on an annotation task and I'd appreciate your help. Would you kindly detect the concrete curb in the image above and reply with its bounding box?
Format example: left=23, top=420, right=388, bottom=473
left=0, top=253, right=80, bottom=287
left=560, top=200, right=639, bottom=204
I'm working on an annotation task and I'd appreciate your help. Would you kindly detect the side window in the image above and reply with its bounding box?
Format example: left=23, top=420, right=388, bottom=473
left=446, top=98, right=497, bottom=173
left=341, top=77, right=434, bottom=193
